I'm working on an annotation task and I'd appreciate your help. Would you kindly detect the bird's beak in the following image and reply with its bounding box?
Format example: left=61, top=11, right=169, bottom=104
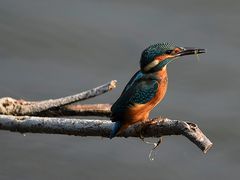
left=175, top=47, right=206, bottom=57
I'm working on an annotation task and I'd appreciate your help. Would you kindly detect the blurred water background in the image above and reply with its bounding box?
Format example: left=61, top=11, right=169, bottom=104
left=0, top=0, right=239, bottom=179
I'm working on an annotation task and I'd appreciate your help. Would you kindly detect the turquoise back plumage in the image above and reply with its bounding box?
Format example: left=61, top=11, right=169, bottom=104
left=121, top=71, right=144, bottom=95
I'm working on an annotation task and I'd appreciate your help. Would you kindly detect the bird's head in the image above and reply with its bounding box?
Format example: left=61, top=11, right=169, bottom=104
left=140, top=43, right=206, bottom=73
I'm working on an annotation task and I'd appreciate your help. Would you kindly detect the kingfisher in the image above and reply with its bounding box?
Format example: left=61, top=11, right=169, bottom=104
left=110, top=43, right=206, bottom=138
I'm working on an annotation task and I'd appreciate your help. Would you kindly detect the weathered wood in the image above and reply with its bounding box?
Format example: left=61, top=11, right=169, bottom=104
left=0, top=79, right=213, bottom=154
left=0, top=80, right=116, bottom=116
left=0, top=115, right=213, bottom=153
left=40, top=104, right=112, bottom=117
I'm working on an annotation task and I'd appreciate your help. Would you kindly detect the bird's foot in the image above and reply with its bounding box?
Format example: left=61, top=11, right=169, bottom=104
left=139, top=119, right=152, bottom=140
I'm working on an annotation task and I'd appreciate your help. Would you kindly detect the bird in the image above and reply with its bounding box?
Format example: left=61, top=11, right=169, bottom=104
left=110, top=42, right=206, bottom=138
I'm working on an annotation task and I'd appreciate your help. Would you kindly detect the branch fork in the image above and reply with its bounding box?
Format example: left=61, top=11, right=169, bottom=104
left=0, top=80, right=213, bottom=153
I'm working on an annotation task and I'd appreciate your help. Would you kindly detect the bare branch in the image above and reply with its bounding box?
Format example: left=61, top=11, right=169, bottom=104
left=0, top=115, right=213, bottom=153
left=0, top=80, right=117, bottom=116
left=0, top=79, right=213, bottom=154
left=55, top=104, right=111, bottom=117
left=33, top=104, right=112, bottom=117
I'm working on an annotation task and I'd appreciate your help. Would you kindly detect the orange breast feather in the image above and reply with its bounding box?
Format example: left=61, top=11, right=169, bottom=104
left=124, top=69, right=168, bottom=126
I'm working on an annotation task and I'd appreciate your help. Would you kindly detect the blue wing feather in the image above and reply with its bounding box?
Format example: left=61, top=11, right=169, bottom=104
left=121, top=71, right=144, bottom=95
left=110, top=75, right=158, bottom=138
left=129, top=81, right=158, bottom=104
left=111, top=77, right=158, bottom=120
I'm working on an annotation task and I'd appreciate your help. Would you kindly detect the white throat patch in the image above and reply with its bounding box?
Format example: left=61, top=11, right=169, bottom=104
left=143, top=59, right=159, bottom=72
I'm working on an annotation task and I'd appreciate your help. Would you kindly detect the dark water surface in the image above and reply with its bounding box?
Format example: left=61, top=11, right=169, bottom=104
left=0, top=0, right=239, bottom=179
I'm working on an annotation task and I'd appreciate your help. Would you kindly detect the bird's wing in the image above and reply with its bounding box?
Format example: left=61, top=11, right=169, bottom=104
left=121, top=70, right=144, bottom=95
left=111, top=78, right=158, bottom=121
left=129, top=80, right=158, bottom=104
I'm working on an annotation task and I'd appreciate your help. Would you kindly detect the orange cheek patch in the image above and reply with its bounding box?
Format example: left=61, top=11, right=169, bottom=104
left=155, top=48, right=182, bottom=62
left=155, top=54, right=174, bottom=62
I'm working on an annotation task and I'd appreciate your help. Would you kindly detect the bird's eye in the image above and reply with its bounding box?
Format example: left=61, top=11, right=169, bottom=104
left=165, top=50, right=172, bottom=54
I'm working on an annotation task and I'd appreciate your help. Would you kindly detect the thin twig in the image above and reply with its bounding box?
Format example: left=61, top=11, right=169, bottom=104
left=0, top=80, right=117, bottom=116
left=0, top=115, right=213, bottom=153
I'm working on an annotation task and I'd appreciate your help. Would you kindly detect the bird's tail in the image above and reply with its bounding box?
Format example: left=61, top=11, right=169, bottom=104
left=109, top=121, right=122, bottom=139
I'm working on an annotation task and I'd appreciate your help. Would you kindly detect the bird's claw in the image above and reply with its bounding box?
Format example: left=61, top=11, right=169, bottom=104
left=139, top=119, right=155, bottom=139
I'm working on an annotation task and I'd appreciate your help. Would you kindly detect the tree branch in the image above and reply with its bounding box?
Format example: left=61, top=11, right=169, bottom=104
left=40, top=104, right=112, bottom=117
left=0, top=115, right=212, bottom=153
left=0, top=80, right=116, bottom=116
left=0, top=80, right=213, bottom=154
